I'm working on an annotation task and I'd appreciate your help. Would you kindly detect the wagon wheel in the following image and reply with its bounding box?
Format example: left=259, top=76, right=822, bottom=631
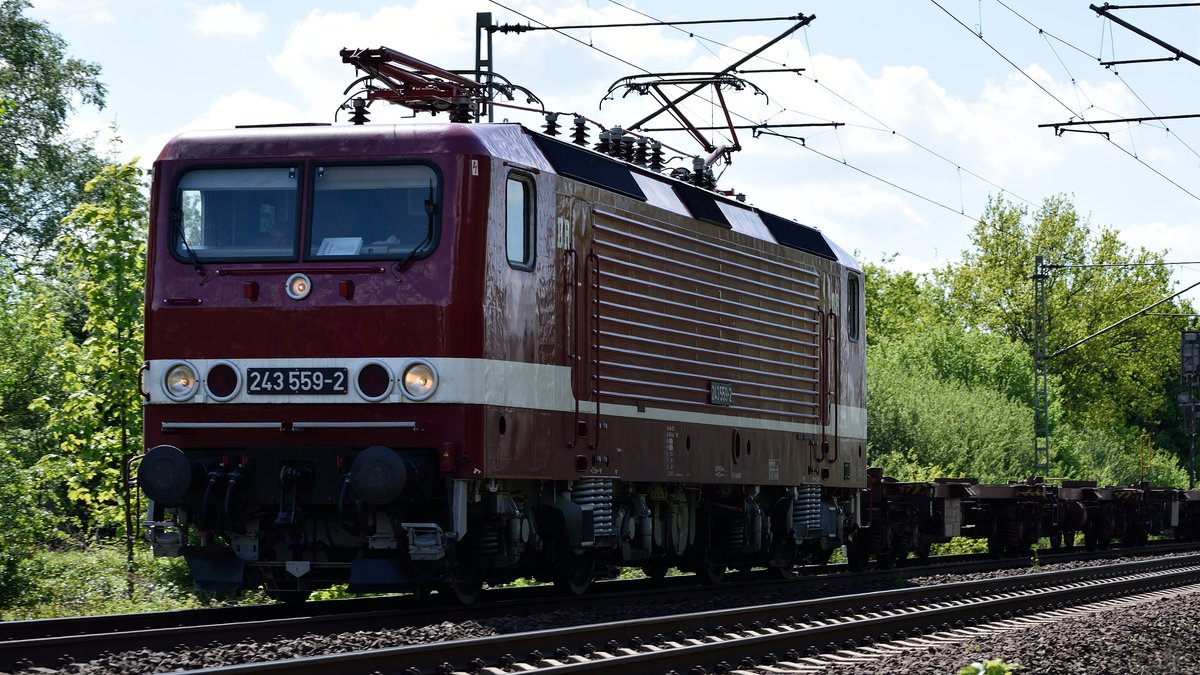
left=913, top=541, right=932, bottom=566
left=1049, top=530, right=1063, bottom=550
left=408, top=585, right=434, bottom=602
left=555, top=571, right=592, bottom=596
left=846, top=539, right=869, bottom=573
left=555, top=553, right=594, bottom=596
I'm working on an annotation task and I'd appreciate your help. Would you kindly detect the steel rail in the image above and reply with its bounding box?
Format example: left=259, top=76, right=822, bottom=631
left=155, top=554, right=1200, bottom=675
left=6, top=544, right=1198, bottom=671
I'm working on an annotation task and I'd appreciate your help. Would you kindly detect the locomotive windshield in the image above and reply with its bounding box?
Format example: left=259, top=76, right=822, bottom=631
left=175, top=167, right=300, bottom=261
left=309, top=164, right=438, bottom=260
left=172, top=163, right=440, bottom=263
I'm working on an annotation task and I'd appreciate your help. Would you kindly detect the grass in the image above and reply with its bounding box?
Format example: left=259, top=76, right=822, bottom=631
left=1, top=544, right=215, bottom=620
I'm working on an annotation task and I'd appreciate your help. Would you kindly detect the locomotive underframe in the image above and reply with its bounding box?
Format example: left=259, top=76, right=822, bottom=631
left=144, top=449, right=857, bottom=596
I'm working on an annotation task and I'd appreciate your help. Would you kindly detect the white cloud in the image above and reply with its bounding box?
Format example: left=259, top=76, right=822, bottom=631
left=1117, top=220, right=1194, bottom=258
left=189, top=2, right=266, bottom=38
left=132, top=89, right=305, bottom=167
left=1114, top=220, right=1200, bottom=299
left=268, top=4, right=477, bottom=118
left=184, top=89, right=304, bottom=131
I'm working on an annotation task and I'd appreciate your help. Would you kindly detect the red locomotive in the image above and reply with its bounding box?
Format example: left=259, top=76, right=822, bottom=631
left=135, top=49, right=868, bottom=601
left=136, top=47, right=1200, bottom=602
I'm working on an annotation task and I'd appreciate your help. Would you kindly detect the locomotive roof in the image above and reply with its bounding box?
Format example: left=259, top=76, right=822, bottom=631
left=158, top=122, right=858, bottom=271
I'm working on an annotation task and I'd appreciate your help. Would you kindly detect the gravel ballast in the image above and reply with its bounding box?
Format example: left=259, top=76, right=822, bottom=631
left=812, top=588, right=1200, bottom=674
left=19, top=554, right=1200, bottom=674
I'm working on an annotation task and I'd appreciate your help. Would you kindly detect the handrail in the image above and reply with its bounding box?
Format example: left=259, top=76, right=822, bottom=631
left=562, top=247, right=579, bottom=448
left=588, top=250, right=602, bottom=450
left=827, top=309, right=840, bottom=464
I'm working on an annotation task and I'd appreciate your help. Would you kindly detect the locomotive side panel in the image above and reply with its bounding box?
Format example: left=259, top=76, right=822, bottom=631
left=520, top=164, right=867, bottom=491
left=588, top=203, right=830, bottom=485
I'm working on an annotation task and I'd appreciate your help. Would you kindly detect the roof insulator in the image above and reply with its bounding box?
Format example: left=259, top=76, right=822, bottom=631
left=571, top=115, right=589, bottom=146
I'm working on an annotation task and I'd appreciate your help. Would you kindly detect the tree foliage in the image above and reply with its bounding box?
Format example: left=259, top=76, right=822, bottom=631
left=937, top=195, right=1191, bottom=432
left=865, top=195, right=1196, bottom=487
left=867, top=339, right=1034, bottom=482
left=862, top=257, right=945, bottom=341
left=32, top=157, right=147, bottom=531
left=0, top=0, right=106, bottom=265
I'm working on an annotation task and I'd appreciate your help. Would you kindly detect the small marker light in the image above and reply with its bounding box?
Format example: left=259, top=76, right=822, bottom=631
left=286, top=273, right=312, bottom=300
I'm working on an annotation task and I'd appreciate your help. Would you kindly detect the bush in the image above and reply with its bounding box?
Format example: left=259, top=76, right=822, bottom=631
left=2, top=543, right=199, bottom=619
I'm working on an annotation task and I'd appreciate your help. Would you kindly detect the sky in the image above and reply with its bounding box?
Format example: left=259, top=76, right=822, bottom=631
left=25, top=0, right=1200, bottom=299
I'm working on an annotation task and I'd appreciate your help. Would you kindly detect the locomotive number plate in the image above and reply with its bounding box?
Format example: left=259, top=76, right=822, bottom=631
left=247, top=367, right=348, bottom=395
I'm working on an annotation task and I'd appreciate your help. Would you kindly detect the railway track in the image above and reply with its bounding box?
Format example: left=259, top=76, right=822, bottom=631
left=4, top=545, right=1198, bottom=672
left=167, top=553, right=1200, bottom=674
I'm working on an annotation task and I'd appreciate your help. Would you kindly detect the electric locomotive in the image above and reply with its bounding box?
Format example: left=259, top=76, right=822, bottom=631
left=136, top=51, right=868, bottom=602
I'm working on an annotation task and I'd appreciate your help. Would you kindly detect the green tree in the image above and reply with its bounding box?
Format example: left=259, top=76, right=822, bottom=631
left=0, top=438, right=47, bottom=607
left=0, top=0, right=106, bottom=266
left=0, top=269, right=70, bottom=459
left=34, top=157, right=146, bottom=532
left=0, top=268, right=72, bottom=607
left=937, top=195, right=1190, bottom=434
left=863, top=256, right=946, bottom=342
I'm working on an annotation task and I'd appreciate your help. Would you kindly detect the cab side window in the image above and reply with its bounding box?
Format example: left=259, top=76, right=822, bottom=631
left=506, top=173, right=535, bottom=270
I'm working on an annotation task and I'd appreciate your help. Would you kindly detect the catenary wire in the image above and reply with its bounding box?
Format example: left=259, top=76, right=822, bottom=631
left=600, top=0, right=1036, bottom=207
left=931, top=0, right=1200, bottom=203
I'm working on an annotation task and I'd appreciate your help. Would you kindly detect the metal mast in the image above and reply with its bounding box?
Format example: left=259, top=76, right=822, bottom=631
left=1182, top=330, right=1200, bottom=489
left=475, top=12, right=494, bottom=122
left=1033, top=256, right=1051, bottom=476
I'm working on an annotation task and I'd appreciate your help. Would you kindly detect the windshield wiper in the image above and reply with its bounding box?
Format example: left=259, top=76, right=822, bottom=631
left=173, top=211, right=206, bottom=277
left=394, top=182, right=437, bottom=276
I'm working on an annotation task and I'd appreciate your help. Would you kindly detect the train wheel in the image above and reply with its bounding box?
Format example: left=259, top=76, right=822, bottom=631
left=694, top=558, right=726, bottom=585
left=642, top=559, right=670, bottom=580
left=447, top=578, right=483, bottom=604
left=555, top=569, right=593, bottom=596
left=808, top=545, right=835, bottom=568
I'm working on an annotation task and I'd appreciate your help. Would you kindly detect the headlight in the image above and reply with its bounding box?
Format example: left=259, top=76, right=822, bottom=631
left=286, top=272, right=312, bottom=300
left=401, top=361, right=438, bottom=401
left=164, top=362, right=199, bottom=401
left=205, top=361, right=241, bottom=401
left=356, top=361, right=394, bottom=402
